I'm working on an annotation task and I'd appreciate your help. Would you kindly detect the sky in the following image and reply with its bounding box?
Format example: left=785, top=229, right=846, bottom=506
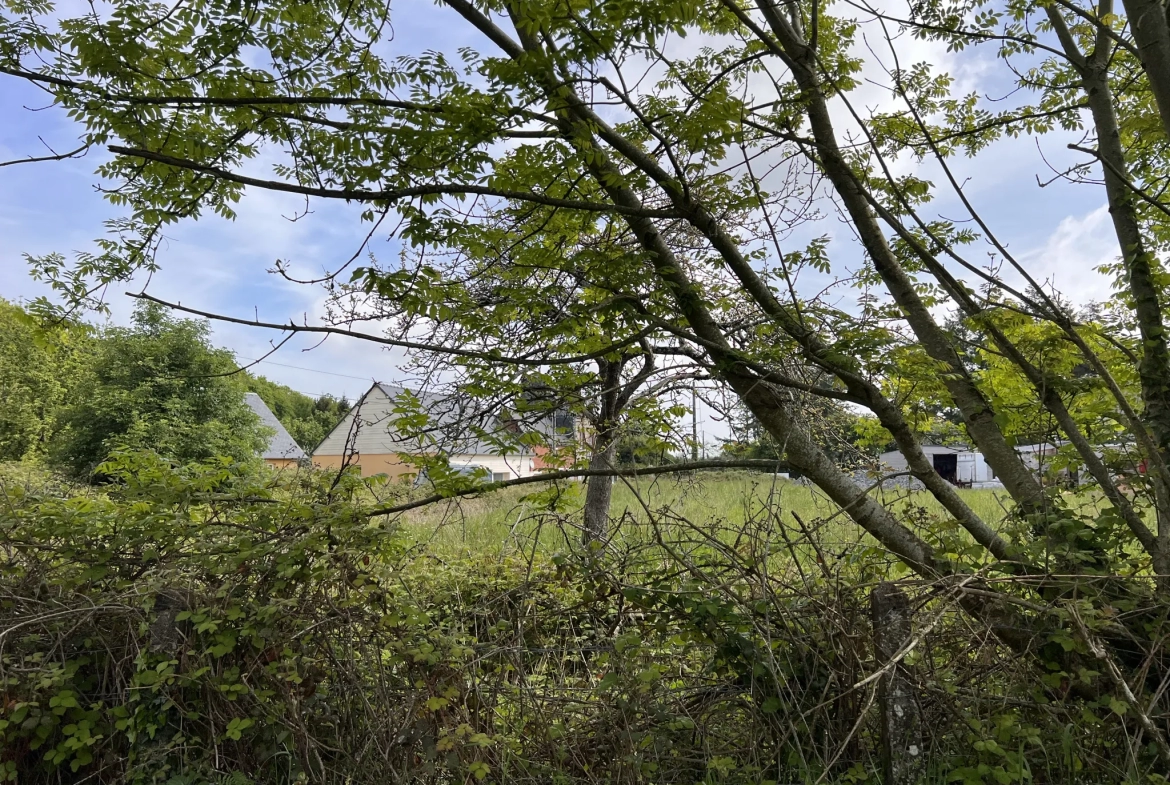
left=0, top=0, right=1120, bottom=445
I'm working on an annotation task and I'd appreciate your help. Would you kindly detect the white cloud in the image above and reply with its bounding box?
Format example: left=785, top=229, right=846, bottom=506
left=1013, top=204, right=1117, bottom=304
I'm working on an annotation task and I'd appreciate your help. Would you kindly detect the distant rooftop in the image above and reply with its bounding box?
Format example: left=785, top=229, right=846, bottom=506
left=373, top=382, right=507, bottom=456
left=245, top=393, right=307, bottom=461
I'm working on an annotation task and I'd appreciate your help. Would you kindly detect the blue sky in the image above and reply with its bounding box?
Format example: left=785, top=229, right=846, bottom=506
left=0, top=0, right=464, bottom=402
left=0, top=1, right=1119, bottom=437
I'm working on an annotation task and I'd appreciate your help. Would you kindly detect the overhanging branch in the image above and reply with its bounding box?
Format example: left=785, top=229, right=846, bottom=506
left=369, top=459, right=793, bottom=516
left=108, top=145, right=679, bottom=218
left=128, top=292, right=653, bottom=367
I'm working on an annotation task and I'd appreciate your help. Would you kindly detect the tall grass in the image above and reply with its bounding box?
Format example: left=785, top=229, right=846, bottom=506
left=397, top=471, right=1020, bottom=563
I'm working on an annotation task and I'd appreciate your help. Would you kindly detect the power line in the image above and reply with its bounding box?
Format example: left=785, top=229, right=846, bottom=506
left=238, top=356, right=382, bottom=382
left=253, top=382, right=356, bottom=400
left=288, top=388, right=345, bottom=399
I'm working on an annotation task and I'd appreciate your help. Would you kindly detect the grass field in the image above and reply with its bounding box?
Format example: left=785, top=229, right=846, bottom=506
left=398, top=470, right=1022, bottom=561
left=0, top=458, right=1115, bottom=572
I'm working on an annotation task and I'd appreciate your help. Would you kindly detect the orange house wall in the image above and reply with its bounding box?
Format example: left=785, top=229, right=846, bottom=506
left=312, top=452, right=414, bottom=479
left=532, top=443, right=587, bottom=471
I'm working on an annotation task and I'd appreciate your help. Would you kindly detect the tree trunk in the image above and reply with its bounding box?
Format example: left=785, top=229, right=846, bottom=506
left=583, top=431, right=619, bottom=544
left=752, top=0, right=1047, bottom=513
left=1120, top=0, right=1170, bottom=141
left=1047, top=6, right=1170, bottom=575
left=1082, top=65, right=1170, bottom=568
left=872, top=583, right=924, bottom=785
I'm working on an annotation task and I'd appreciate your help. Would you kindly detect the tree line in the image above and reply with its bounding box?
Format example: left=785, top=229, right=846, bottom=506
left=0, top=299, right=349, bottom=476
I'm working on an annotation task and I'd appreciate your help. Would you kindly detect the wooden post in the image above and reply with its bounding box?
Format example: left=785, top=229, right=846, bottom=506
left=871, top=582, right=923, bottom=784
left=148, top=589, right=189, bottom=655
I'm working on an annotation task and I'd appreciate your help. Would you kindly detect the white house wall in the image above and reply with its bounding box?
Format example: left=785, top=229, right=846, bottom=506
left=879, top=447, right=1005, bottom=489
left=957, top=453, right=1003, bottom=488
left=878, top=450, right=910, bottom=473
left=956, top=453, right=977, bottom=484
left=448, top=454, right=539, bottom=480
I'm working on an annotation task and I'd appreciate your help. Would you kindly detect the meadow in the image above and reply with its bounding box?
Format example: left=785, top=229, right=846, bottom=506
left=397, top=470, right=1021, bottom=560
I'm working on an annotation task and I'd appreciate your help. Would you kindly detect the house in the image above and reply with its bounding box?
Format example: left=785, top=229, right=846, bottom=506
left=311, top=383, right=549, bottom=481
left=245, top=392, right=307, bottom=469
left=1013, top=442, right=1059, bottom=475
left=1015, top=441, right=1091, bottom=487
left=878, top=443, right=1003, bottom=489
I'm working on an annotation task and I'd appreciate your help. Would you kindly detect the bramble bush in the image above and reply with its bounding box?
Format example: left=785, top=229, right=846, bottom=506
left=1, top=455, right=1165, bottom=783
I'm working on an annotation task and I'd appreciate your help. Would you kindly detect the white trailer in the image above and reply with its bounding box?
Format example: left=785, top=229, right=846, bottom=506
left=956, top=452, right=1003, bottom=489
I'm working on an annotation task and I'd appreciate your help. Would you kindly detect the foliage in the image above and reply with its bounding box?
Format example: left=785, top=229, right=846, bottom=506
left=614, top=430, right=679, bottom=467
left=7, top=0, right=1170, bottom=775
left=0, top=300, right=347, bottom=471
left=968, top=307, right=1143, bottom=448
left=722, top=396, right=874, bottom=466
left=1, top=458, right=1163, bottom=784
left=49, top=302, right=267, bottom=476
left=244, top=375, right=349, bottom=452
left=0, top=300, right=91, bottom=462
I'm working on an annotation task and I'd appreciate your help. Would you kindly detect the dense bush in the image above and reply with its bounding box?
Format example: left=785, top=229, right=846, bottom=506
left=49, top=303, right=266, bottom=476
left=0, top=300, right=346, bottom=475
left=2, top=457, right=1164, bottom=784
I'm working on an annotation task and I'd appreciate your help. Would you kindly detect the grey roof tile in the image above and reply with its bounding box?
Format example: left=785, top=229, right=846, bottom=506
left=245, top=393, right=307, bottom=461
left=374, top=383, right=511, bottom=455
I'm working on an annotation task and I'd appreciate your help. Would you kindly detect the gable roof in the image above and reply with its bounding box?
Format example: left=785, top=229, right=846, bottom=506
left=374, top=382, right=514, bottom=456
left=312, top=382, right=529, bottom=458
left=245, top=393, right=307, bottom=461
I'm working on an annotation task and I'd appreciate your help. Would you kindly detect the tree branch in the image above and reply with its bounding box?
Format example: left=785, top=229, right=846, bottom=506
left=370, top=459, right=793, bottom=516
left=0, top=143, right=90, bottom=169
left=107, top=145, right=679, bottom=218
left=1068, top=143, right=1170, bottom=220
left=127, top=292, right=653, bottom=366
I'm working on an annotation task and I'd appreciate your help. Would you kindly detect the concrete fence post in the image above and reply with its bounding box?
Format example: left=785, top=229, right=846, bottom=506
left=871, top=582, right=923, bottom=784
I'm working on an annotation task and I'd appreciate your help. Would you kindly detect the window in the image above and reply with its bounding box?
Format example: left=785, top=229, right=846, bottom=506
left=553, top=411, right=575, bottom=432
left=493, top=472, right=510, bottom=483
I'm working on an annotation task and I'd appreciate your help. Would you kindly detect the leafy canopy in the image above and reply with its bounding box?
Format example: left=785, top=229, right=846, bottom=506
left=50, top=302, right=267, bottom=475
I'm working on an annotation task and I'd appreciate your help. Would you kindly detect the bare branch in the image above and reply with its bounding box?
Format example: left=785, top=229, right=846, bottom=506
left=0, top=143, right=90, bottom=169
left=127, top=292, right=653, bottom=366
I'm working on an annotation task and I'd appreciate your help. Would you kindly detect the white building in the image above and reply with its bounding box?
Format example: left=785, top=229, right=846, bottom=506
left=954, top=451, right=1001, bottom=488
left=878, top=443, right=1003, bottom=489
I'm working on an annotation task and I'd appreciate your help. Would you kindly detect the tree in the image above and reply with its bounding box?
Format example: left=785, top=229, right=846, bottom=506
left=0, top=299, right=91, bottom=461
left=51, top=302, right=267, bottom=475
left=330, top=203, right=705, bottom=540
left=6, top=0, right=1170, bottom=755
left=0, top=298, right=342, bottom=469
